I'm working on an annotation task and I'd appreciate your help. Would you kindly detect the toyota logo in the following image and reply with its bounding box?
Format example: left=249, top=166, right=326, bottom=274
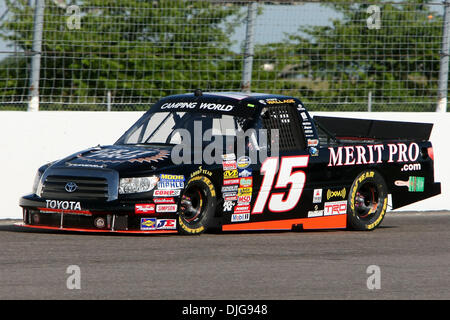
left=65, top=182, right=78, bottom=193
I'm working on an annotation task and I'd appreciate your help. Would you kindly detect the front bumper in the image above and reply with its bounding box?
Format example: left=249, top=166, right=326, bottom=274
left=20, top=194, right=179, bottom=234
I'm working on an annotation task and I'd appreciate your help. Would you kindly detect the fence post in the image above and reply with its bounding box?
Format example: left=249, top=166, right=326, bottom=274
left=437, top=0, right=450, bottom=112
left=241, top=1, right=257, bottom=93
left=28, top=0, right=45, bottom=112
left=107, top=91, right=111, bottom=111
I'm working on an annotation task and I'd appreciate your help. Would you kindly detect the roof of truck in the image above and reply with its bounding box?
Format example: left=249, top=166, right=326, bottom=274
left=151, top=91, right=303, bottom=117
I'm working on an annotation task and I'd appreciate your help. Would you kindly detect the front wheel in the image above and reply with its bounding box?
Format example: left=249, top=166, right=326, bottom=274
left=347, top=170, right=388, bottom=231
left=178, top=175, right=217, bottom=235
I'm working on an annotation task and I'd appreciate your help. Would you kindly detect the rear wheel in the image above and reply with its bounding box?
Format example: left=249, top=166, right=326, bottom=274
left=347, top=170, right=388, bottom=231
left=178, top=176, right=217, bottom=235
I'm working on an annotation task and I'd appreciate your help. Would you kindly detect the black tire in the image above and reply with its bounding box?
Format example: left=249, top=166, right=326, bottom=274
left=347, top=170, right=388, bottom=231
left=177, top=175, right=217, bottom=235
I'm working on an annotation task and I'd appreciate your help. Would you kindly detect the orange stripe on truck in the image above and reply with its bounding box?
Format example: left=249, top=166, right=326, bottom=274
left=222, top=214, right=347, bottom=232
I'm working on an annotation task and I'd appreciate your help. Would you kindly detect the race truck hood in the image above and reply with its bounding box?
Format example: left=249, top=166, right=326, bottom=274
left=55, top=144, right=174, bottom=174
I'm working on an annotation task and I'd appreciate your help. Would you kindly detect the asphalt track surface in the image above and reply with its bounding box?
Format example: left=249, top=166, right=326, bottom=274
left=0, top=211, right=449, bottom=300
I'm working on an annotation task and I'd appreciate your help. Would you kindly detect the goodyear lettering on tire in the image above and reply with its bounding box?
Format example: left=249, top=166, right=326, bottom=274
left=178, top=175, right=216, bottom=235
left=366, top=197, right=387, bottom=230
left=189, top=175, right=216, bottom=197
left=348, top=170, right=387, bottom=231
left=178, top=218, right=205, bottom=234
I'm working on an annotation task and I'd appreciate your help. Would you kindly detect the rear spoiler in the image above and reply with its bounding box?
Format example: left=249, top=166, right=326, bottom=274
left=313, top=116, right=433, bottom=141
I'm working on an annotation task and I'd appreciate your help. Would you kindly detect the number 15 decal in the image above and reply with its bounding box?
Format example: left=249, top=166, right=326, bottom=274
left=252, top=155, right=309, bottom=214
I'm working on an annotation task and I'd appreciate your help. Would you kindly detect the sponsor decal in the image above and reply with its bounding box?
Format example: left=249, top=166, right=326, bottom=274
left=224, top=195, right=237, bottom=201
left=157, top=181, right=184, bottom=190
left=307, top=209, right=324, bottom=218
left=222, top=160, right=237, bottom=171
left=231, top=213, right=250, bottom=222
left=223, top=178, right=239, bottom=185
left=154, top=189, right=181, bottom=197
left=223, top=200, right=235, bottom=212
left=326, top=188, right=346, bottom=200
left=221, top=153, right=236, bottom=161
left=238, top=195, right=251, bottom=204
left=308, top=205, right=323, bottom=218
left=328, top=142, right=420, bottom=167
left=394, top=176, right=424, bottom=192
left=313, top=189, right=322, bottom=204
left=307, top=139, right=319, bottom=147
left=46, top=200, right=81, bottom=211
left=223, top=190, right=237, bottom=196
left=238, top=169, right=252, bottom=177
left=239, top=177, right=253, bottom=188
left=266, top=98, right=295, bottom=105
left=85, top=148, right=149, bottom=160
left=159, top=174, right=185, bottom=181
left=156, top=204, right=178, bottom=213
left=160, top=102, right=234, bottom=112
left=237, top=156, right=251, bottom=169
left=222, top=185, right=239, bottom=193
left=300, top=112, right=308, bottom=120
left=153, top=197, right=175, bottom=204
left=324, top=200, right=347, bottom=216
left=156, top=219, right=177, bottom=230
left=135, top=204, right=155, bottom=214
left=238, top=187, right=252, bottom=196
left=78, top=147, right=169, bottom=164
left=234, top=204, right=251, bottom=214
left=160, top=102, right=197, bottom=110
left=140, top=218, right=157, bottom=231
left=224, top=169, right=239, bottom=179
left=198, top=102, right=234, bottom=112
left=309, top=147, right=319, bottom=157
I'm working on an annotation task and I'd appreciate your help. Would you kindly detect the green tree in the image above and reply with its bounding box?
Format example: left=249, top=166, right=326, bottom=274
left=252, top=1, right=443, bottom=111
left=0, top=0, right=243, bottom=110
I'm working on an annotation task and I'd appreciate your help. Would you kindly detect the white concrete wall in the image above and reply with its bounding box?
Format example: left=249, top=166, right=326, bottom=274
left=0, top=111, right=448, bottom=219
left=0, top=111, right=144, bottom=219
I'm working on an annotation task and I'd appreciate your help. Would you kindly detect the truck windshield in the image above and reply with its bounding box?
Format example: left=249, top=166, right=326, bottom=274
left=119, top=111, right=245, bottom=145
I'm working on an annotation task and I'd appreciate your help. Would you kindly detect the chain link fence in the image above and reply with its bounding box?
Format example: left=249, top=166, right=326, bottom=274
left=0, top=0, right=448, bottom=111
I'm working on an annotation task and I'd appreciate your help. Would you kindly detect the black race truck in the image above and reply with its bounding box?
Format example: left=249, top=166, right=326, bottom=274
left=19, top=91, right=441, bottom=234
